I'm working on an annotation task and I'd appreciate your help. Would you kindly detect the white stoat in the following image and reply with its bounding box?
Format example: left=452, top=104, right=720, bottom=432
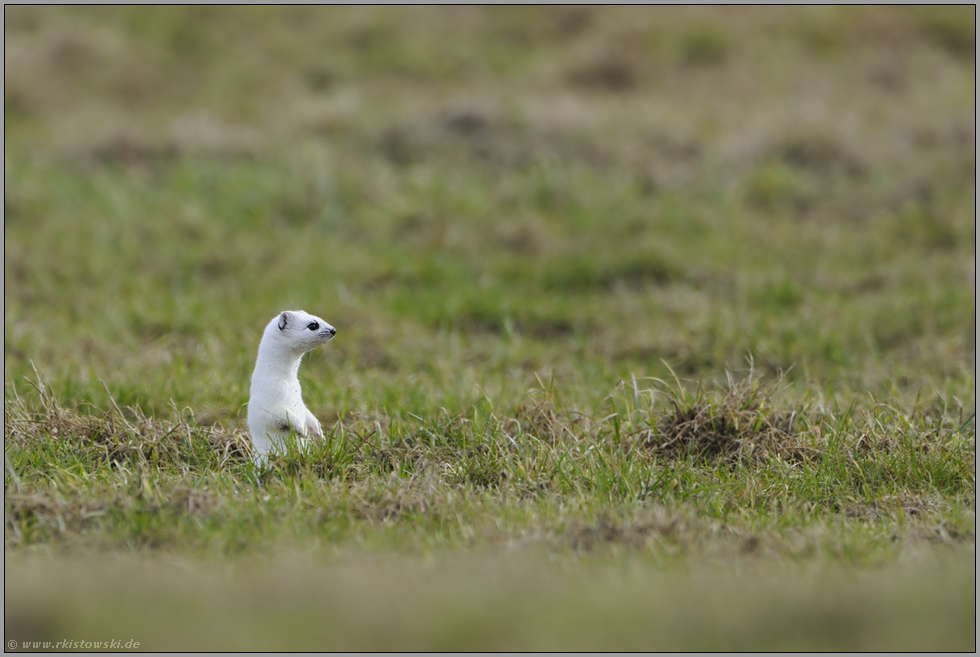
left=247, top=310, right=336, bottom=463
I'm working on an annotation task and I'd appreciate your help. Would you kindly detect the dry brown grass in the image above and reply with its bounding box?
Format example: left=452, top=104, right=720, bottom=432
left=648, top=372, right=817, bottom=465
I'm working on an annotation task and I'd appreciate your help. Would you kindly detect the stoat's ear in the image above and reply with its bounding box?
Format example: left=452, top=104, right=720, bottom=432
left=278, top=312, right=289, bottom=331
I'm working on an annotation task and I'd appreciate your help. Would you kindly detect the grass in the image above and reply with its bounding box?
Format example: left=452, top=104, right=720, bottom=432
left=4, top=5, right=976, bottom=651
left=5, top=551, right=975, bottom=651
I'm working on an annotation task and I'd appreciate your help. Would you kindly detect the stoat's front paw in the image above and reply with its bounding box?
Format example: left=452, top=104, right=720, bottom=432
left=304, top=412, right=324, bottom=440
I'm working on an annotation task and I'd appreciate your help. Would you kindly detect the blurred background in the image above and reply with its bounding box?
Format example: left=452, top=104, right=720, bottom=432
left=4, top=4, right=976, bottom=420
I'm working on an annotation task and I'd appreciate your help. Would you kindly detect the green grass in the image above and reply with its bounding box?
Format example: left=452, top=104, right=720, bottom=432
left=4, top=5, right=976, bottom=651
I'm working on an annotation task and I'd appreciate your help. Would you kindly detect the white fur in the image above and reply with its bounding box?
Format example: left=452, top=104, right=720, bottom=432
left=247, top=310, right=336, bottom=464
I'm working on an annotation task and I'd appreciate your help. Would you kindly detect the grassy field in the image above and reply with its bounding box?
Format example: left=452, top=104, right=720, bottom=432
left=4, top=6, right=976, bottom=651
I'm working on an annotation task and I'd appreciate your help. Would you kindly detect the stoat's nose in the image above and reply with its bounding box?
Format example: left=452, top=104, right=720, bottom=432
left=328, top=327, right=337, bottom=337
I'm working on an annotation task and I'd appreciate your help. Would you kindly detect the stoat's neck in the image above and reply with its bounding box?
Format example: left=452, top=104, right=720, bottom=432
left=254, top=339, right=304, bottom=384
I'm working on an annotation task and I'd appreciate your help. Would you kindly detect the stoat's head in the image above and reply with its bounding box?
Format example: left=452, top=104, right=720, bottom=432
left=265, top=309, right=336, bottom=354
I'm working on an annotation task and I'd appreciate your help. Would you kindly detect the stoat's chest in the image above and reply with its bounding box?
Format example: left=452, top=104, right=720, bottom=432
left=253, top=375, right=304, bottom=405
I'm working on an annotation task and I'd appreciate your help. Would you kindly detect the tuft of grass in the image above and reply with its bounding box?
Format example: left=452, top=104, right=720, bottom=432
left=5, top=366, right=252, bottom=474
left=647, top=371, right=813, bottom=464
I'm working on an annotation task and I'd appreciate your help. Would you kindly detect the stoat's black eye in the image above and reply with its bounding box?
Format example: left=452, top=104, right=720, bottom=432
left=307, top=322, right=319, bottom=331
